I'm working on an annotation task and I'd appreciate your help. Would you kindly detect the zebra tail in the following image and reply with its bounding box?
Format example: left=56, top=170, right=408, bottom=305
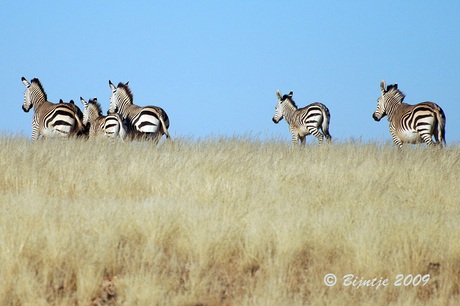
left=321, top=105, right=332, bottom=141
left=74, top=112, right=87, bottom=137
left=158, top=112, right=171, bottom=139
left=436, top=108, right=446, bottom=146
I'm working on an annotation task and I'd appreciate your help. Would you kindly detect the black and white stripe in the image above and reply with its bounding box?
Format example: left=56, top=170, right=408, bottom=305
left=21, top=77, right=85, bottom=140
left=373, top=80, right=446, bottom=147
left=107, top=80, right=170, bottom=143
left=80, top=97, right=126, bottom=141
left=273, top=90, right=331, bottom=145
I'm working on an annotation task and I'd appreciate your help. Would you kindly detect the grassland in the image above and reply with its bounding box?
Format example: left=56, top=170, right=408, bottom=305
left=0, top=133, right=460, bottom=305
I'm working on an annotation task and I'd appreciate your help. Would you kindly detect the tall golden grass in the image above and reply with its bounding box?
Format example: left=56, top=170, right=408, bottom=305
left=1, top=133, right=460, bottom=305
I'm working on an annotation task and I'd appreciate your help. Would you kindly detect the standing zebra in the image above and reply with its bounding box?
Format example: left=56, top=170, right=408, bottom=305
left=80, top=97, right=126, bottom=141
left=107, top=81, right=170, bottom=143
left=273, top=90, right=331, bottom=145
left=373, top=80, right=446, bottom=147
left=21, top=77, right=85, bottom=140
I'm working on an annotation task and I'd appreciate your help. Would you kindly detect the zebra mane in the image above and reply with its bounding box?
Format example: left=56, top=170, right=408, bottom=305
left=116, top=82, right=133, bottom=104
left=30, top=78, right=48, bottom=101
left=283, top=93, right=298, bottom=108
left=386, top=84, right=406, bottom=102
left=88, top=98, right=103, bottom=116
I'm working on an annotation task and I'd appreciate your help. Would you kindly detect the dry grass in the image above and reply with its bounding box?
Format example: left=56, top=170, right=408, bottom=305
left=1, top=133, right=460, bottom=305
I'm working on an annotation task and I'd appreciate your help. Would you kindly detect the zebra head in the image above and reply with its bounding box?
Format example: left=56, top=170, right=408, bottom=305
left=80, top=97, right=88, bottom=125
left=108, top=80, right=118, bottom=114
left=273, top=90, right=294, bottom=123
left=21, top=77, right=33, bottom=112
left=373, top=80, right=390, bottom=121
left=80, top=97, right=101, bottom=126
left=373, top=80, right=403, bottom=122
left=22, top=77, right=48, bottom=113
left=108, top=80, right=130, bottom=114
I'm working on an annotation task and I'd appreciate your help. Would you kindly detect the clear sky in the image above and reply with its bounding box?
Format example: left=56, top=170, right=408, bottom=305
left=2, top=1, right=459, bottom=143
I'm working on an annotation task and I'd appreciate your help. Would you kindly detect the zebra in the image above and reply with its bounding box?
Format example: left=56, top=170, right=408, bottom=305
left=272, top=90, right=331, bottom=145
left=107, top=80, right=170, bottom=143
left=373, top=80, right=446, bottom=147
left=58, top=98, right=87, bottom=137
left=21, top=77, right=85, bottom=140
left=80, top=97, right=126, bottom=141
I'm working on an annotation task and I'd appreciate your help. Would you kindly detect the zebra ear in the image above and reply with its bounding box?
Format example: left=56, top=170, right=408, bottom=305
left=288, top=91, right=293, bottom=98
left=109, top=80, right=116, bottom=92
left=22, top=77, right=30, bottom=87
left=380, top=80, right=386, bottom=94
left=276, top=90, right=282, bottom=101
left=80, top=97, right=87, bottom=106
left=59, top=99, right=64, bottom=103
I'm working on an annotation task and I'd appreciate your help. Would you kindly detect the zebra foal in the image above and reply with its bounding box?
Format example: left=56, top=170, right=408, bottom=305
left=373, top=80, right=446, bottom=147
left=21, top=77, right=85, bottom=140
left=272, top=90, right=331, bottom=146
left=80, top=97, right=126, bottom=141
left=107, top=80, right=170, bottom=143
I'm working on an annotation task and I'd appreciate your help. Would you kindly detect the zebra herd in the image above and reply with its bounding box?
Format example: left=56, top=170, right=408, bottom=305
left=21, top=77, right=170, bottom=143
left=21, top=77, right=446, bottom=147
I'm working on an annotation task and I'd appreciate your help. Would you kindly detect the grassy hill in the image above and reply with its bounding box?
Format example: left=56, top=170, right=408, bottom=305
left=1, top=134, right=459, bottom=305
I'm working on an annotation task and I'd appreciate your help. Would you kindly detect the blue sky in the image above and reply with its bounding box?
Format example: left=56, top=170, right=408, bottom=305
left=2, top=1, right=459, bottom=143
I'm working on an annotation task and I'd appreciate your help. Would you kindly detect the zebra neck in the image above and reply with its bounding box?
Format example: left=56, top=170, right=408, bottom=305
left=385, top=94, right=404, bottom=121
left=119, top=104, right=130, bottom=118
left=32, top=98, right=48, bottom=110
left=89, top=111, right=100, bottom=122
left=116, top=98, right=132, bottom=118
left=31, top=94, right=47, bottom=109
left=28, top=84, right=47, bottom=109
left=283, top=104, right=297, bottom=125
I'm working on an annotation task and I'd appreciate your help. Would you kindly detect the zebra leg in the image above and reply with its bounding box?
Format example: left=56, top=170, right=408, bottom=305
left=153, top=132, right=162, bottom=145
left=414, top=121, right=436, bottom=146
left=291, top=134, right=299, bottom=146
left=393, top=137, right=403, bottom=148
left=389, top=126, right=403, bottom=148
left=420, top=132, right=435, bottom=147
left=31, top=125, right=40, bottom=141
left=300, top=136, right=306, bottom=147
left=308, top=127, right=324, bottom=144
left=289, top=127, right=299, bottom=146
